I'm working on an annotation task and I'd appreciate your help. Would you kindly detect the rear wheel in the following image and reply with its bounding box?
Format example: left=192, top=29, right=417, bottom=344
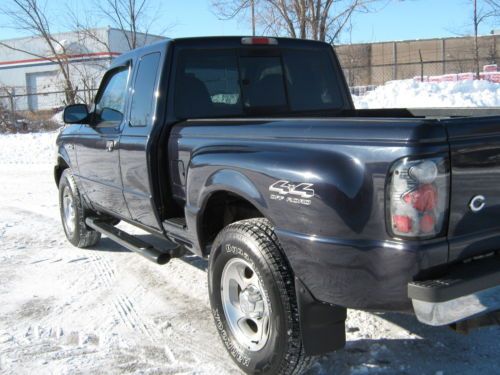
left=208, top=218, right=314, bottom=375
left=59, top=169, right=101, bottom=248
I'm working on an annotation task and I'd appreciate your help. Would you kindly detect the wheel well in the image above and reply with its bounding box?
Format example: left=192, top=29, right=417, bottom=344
left=54, top=158, right=69, bottom=186
left=201, top=191, right=264, bottom=254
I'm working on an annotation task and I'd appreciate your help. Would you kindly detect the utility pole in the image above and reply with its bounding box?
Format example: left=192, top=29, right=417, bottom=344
left=474, top=0, right=481, bottom=79
left=419, top=49, right=424, bottom=82
left=251, top=0, right=256, bottom=36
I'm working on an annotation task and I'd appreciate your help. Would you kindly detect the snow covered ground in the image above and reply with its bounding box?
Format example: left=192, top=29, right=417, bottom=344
left=353, top=79, right=500, bottom=109
left=1, top=81, right=500, bottom=375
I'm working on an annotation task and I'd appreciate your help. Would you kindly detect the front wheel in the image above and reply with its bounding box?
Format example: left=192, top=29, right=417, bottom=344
left=58, top=169, right=101, bottom=248
left=208, top=218, right=314, bottom=375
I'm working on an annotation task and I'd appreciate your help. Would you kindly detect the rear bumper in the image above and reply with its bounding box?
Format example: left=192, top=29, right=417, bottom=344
left=409, top=254, right=500, bottom=326
left=275, top=228, right=449, bottom=311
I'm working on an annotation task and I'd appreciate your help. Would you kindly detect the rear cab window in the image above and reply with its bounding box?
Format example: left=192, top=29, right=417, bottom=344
left=173, top=43, right=347, bottom=119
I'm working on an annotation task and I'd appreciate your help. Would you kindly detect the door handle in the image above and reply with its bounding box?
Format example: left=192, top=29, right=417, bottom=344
left=106, top=140, right=116, bottom=152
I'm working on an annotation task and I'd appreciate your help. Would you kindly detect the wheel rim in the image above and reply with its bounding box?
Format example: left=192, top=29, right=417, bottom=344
left=62, top=186, right=76, bottom=236
left=220, top=257, right=271, bottom=352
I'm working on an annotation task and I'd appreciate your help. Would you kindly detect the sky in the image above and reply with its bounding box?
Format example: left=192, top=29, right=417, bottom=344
left=0, top=0, right=497, bottom=44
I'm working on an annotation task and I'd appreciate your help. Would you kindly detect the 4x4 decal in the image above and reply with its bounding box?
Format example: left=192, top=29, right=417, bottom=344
left=269, top=180, right=315, bottom=206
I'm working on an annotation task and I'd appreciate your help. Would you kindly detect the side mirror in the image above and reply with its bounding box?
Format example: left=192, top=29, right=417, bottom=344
left=63, top=104, right=89, bottom=124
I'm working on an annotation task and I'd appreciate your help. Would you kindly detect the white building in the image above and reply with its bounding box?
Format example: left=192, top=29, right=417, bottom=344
left=0, top=28, right=166, bottom=111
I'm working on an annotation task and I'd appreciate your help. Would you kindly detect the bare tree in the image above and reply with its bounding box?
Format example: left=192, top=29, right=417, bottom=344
left=67, top=6, right=113, bottom=54
left=1, top=0, right=78, bottom=105
left=336, top=43, right=371, bottom=85
left=0, top=84, right=18, bottom=130
left=96, top=0, right=167, bottom=50
left=472, top=0, right=500, bottom=78
left=65, top=9, right=114, bottom=104
left=212, top=0, right=385, bottom=43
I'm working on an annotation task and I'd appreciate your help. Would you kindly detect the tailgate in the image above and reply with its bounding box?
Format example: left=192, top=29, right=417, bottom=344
left=445, top=114, right=500, bottom=261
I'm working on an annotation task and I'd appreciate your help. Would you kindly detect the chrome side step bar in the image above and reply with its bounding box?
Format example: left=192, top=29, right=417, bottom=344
left=85, top=218, right=178, bottom=265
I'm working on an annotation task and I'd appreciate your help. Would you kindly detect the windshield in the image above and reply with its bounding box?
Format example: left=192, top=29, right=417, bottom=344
left=174, top=48, right=347, bottom=118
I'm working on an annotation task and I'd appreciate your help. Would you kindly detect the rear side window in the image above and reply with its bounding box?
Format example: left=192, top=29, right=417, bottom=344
left=130, top=52, right=161, bottom=126
left=174, top=48, right=346, bottom=119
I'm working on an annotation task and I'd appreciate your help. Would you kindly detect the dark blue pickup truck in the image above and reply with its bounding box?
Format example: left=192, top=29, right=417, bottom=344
left=55, top=36, right=500, bottom=374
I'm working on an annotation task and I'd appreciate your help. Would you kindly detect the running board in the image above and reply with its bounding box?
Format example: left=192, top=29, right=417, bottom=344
left=85, top=218, right=178, bottom=265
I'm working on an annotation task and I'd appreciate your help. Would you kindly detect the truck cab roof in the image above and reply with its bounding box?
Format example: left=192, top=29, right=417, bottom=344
left=110, top=36, right=333, bottom=68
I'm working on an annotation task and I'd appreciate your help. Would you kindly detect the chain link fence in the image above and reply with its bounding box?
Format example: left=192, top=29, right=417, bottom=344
left=344, top=59, right=488, bottom=90
left=337, top=35, right=500, bottom=96
left=0, top=88, right=97, bottom=133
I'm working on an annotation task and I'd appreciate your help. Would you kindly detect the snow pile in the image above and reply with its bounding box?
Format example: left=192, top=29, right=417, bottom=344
left=51, top=110, right=64, bottom=126
left=353, top=79, right=500, bottom=109
left=0, top=131, right=58, bottom=165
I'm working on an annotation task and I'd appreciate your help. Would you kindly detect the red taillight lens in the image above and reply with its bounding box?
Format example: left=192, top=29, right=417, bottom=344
left=393, top=215, right=413, bottom=233
left=388, top=157, right=449, bottom=239
left=402, top=184, right=438, bottom=212
left=241, top=37, right=278, bottom=45
left=420, top=214, right=435, bottom=233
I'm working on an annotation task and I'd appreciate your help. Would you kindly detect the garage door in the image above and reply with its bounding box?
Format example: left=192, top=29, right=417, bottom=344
left=26, top=70, right=61, bottom=111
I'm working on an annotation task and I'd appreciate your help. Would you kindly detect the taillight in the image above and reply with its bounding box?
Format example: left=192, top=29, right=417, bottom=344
left=402, top=184, right=437, bottom=212
left=241, top=37, right=278, bottom=45
left=387, top=157, right=449, bottom=239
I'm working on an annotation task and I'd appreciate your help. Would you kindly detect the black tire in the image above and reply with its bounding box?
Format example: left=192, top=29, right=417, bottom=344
left=208, top=218, right=314, bottom=375
left=58, top=169, right=101, bottom=248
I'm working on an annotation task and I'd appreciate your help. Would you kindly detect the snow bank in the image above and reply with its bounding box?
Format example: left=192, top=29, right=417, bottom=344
left=51, top=110, right=64, bottom=126
left=353, top=79, right=500, bottom=109
left=0, top=131, right=58, bottom=165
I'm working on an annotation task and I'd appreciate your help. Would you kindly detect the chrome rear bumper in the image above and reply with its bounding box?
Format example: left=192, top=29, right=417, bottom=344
left=408, top=255, right=500, bottom=326
left=412, top=284, right=500, bottom=326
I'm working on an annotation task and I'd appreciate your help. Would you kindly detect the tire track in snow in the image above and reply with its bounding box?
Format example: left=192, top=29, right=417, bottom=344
left=91, top=255, right=145, bottom=336
left=88, top=253, right=160, bottom=342
left=87, top=251, right=237, bottom=369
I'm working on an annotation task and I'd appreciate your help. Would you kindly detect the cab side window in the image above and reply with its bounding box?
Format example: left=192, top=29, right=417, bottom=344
left=95, top=67, right=129, bottom=127
left=130, top=53, right=161, bottom=127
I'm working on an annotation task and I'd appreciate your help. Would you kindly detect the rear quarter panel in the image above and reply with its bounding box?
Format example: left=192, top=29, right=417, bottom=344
left=170, top=118, right=450, bottom=309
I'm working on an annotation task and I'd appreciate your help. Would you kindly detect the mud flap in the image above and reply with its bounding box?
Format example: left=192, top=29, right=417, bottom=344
left=295, top=277, right=347, bottom=355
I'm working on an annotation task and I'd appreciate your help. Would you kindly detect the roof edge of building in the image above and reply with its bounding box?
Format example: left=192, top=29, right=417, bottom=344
left=0, top=27, right=167, bottom=44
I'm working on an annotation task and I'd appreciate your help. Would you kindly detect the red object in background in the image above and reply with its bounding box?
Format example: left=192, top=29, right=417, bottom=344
left=415, top=70, right=500, bottom=83
left=393, top=215, right=412, bottom=233
left=483, top=64, right=498, bottom=73
left=403, top=184, right=438, bottom=212
left=420, top=214, right=436, bottom=233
